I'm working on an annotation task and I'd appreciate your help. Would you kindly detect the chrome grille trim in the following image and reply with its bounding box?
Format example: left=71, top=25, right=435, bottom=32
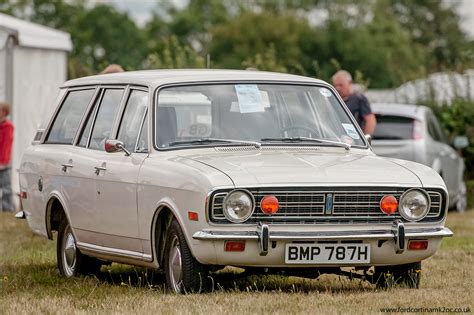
left=209, top=187, right=445, bottom=224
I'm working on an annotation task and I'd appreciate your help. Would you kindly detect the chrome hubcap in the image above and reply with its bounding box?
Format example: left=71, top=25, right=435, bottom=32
left=168, top=235, right=183, bottom=293
left=63, top=231, right=76, bottom=276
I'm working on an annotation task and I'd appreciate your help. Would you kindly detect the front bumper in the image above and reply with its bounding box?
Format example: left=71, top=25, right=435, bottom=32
left=193, top=221, right=453, bottom=257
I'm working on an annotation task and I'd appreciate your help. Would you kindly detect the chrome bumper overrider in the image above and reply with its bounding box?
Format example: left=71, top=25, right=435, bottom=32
left=193, top=222, right=453, bottom=255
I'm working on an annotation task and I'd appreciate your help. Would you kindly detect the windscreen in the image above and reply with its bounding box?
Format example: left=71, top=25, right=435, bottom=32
left=373, top=115, right=415, bottom=140
left=155, top=84, right=366, bottom=148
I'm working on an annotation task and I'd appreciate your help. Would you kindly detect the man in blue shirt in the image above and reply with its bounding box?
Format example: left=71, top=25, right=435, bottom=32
left=332, top=70, right=376, bottom=136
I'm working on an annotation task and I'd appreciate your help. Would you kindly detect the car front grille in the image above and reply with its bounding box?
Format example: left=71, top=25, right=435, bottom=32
left=209, top=187, right=444, bottom=224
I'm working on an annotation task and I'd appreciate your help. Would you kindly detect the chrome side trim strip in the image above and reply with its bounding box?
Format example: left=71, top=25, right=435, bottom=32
left=77, top=242, right=152, bottom=262
left=193, top=227, right=453, bottom=241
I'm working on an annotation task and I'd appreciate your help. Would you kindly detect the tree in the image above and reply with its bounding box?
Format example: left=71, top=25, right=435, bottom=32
left=390, top=0, right=474, bottom=72
left=143, top=35, right=205, bottom=69
left=209, top=10, right=315, bottom=74
left=1, top=0, right=147, bottom=76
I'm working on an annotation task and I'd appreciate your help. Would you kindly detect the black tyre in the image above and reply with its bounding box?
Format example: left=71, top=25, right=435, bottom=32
left=374, top=262, right=421, bottom=289
left=57, top=217, right=102, bottom=277
left=163, top=219, right=209, bottom=293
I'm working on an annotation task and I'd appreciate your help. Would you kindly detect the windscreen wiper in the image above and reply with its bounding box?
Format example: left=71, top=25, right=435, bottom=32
left=167, top=138, right=262, bottom=148
left=261, top=137, right=350, bottom=151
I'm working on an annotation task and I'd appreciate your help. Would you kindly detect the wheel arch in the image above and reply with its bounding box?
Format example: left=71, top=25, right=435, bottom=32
left=45, top=194, right=69, bottom=240
left=150, top=205, right=176, bottom=268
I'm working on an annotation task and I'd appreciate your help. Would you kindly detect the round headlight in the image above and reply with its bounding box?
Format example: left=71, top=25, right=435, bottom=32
left=399, top=189, right=430, bottom=221
left=223, top=190, right=255, bottom=223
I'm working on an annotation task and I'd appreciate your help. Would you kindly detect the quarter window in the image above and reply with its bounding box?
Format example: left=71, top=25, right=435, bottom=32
left=117, top=90, right=148, bottom=152
left=46, top=89, right=95, bottom=144
left=77, top=102, right=97, bottom=148
left=89, top=89, right=125, bottom=150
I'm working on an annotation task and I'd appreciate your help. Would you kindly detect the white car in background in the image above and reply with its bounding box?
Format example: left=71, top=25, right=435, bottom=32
left=18, top=70, right=452, bottom=293
left=371, top=103, right=468, bottom=212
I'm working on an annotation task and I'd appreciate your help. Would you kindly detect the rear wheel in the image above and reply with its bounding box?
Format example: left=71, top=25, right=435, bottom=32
left=164, top=219, right=209, bottom=293
left=374, top=262, right=421, bottom=289
left=57, top=217, right=102, bottom=277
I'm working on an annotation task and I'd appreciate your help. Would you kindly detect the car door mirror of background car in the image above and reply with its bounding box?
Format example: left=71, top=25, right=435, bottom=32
left=453, top=136, right=469, bottom=149
left=105, top=139, right=131, bottom=156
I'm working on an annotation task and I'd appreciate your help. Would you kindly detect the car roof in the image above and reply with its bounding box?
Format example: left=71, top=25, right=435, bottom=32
left=371, top=103, right=430, bottom=120
left=63, top=69, right=327, bottom=88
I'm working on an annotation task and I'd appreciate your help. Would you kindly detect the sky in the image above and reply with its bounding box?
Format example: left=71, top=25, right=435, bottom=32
left=93, top=0, right=474, bottom=38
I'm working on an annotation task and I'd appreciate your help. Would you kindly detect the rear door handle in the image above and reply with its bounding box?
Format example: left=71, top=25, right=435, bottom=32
left=61, top=164, right=73, bottom=172
left=94, top=166, right=107, bottom=175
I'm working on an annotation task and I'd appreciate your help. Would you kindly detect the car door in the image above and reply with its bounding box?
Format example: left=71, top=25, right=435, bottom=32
left=42, top=87, right=98, bottom=243
left=93, top=87, right=149, bottom=254
left=65, top=87, right=115, bottom=246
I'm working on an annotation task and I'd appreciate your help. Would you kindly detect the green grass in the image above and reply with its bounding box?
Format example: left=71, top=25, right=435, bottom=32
left=1, top=211, right=473, bottom=314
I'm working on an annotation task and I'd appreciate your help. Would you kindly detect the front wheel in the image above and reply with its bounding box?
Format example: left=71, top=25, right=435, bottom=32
left=57, top=217, right=101, bottom=277
left=163, top=219, right=209, bottom=293
left=374, top=262, right=421, bottom=289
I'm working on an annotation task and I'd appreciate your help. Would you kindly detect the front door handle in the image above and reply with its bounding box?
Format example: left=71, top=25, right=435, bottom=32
left=94, top=166, right=107, bottom=175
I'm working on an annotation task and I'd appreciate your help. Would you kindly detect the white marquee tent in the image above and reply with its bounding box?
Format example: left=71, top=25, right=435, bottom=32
left=0, top=13, right=72, bottom=206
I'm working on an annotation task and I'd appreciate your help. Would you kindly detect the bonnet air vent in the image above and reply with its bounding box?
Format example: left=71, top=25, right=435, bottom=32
left=215, top=146, right=321, bottom=152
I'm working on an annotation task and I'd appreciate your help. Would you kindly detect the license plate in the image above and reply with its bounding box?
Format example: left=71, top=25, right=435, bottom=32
left=285, top=243, right=370, bottom=264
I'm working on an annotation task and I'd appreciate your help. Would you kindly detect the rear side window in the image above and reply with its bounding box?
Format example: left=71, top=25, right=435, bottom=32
left=46, top=89, right=95, bottom=144
left=373, top=115, right=414, bottom=140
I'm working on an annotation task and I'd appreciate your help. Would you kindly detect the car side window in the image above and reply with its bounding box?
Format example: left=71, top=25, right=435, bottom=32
left=89, top=88, right=125, bottom=151
left=46, top=89, right=95, bottom=144
left=427, top=115, right=440, bottom=142
left=431, top=115, right=448, bottom=144
left=136, top=113, right=148, bottom=153
left=117, top=90, right=148, bottom=152
left=427, top=113, right=446, bottom=143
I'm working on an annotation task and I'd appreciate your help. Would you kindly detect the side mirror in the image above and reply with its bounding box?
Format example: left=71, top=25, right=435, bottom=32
left=453, top=136, right=469, bottom=149
left=365, top=134, right=372, bottom=146
left=105, top=139, right=131, bottom=156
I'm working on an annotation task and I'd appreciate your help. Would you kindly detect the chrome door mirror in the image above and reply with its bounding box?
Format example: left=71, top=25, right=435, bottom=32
left=365, top=134, right=372, bottom=146
left=453, top=136, right=469, bottom=149
left=105, top=139, right=131, bottom=156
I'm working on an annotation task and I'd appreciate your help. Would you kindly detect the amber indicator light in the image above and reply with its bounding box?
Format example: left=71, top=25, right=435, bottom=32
left=188, top=211, right=199, bottom=221
left=260, top=195, right=279, bottom=215
left=380, top=195, right=398, bottom=215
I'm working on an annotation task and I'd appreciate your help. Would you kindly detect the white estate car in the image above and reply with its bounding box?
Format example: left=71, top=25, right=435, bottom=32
left=18, top=70, right=453, bottom=292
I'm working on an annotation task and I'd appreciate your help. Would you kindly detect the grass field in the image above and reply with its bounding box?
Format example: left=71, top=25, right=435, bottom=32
left=1, top=211, right=472, bottom=314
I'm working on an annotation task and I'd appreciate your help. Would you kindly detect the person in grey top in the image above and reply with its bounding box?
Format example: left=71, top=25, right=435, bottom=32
left=332, top=70, right=376, bottom=135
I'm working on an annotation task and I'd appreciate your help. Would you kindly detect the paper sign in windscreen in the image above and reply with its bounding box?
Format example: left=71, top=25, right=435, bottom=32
left=235, top=85, right=265, bottom=113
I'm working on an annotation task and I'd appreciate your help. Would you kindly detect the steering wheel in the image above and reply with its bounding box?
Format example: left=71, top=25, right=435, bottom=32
left=279, top=125, right=319, bottom=137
